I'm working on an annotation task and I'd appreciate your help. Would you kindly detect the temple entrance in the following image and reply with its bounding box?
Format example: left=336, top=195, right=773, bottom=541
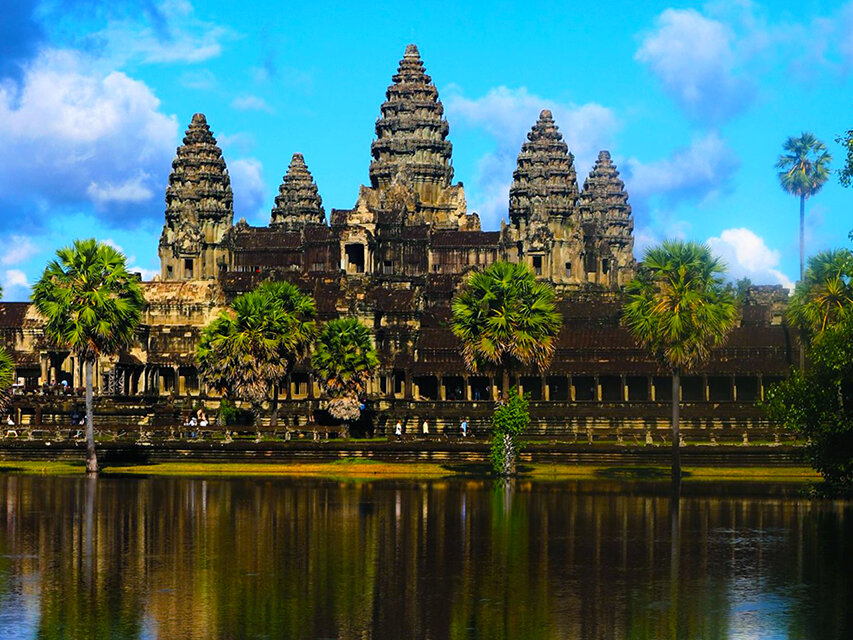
left=345, top=244, right=365, bottom=274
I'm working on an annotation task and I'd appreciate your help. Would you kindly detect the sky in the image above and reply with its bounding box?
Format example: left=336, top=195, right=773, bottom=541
left=0, top=0, right=851, bottom=300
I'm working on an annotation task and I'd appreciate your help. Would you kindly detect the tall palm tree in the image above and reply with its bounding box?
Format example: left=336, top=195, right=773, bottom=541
left=32, top=239, right=145, bottom=474
left=787, top=249, right=853, bottom=336
left=776, top=133, right=832, bottom=280
left=0, top=286, right=15, bottom=415
left=622, top=240, right=737, bottom=481
left=451, top=261, right=561, bottom=475
left=311, top=317, right=378, bottom=433
left=197, top=281, right=316, bottom=429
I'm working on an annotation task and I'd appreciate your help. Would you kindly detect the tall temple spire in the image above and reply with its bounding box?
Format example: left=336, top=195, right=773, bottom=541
left=369, top=44, right=454, bottom=190
left=159, top=113, right=233, bottom=280
left=508, top=109, right=578, bottom=226
left=164, top=113, right=233, bottom=224
left=577, top=150, right=632, bottom=230
left=270, top=153, right=325, bottom=229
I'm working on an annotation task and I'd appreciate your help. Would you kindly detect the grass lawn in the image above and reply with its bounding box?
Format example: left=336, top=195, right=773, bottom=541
left=0, top=458, right=821, bottom=483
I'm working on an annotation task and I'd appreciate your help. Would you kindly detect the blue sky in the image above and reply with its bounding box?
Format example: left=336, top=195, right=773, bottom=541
left=0, top=0, right=851, bottom=300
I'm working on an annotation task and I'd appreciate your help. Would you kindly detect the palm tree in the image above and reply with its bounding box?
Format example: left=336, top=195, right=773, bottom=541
left=197, top=281, right=316, bottom=432
left=31, top=239, right=145, bottom=473
left=622, top=240, right=737, bottom=481
left=451, top=261, right=562, bottom=475
left=787, top=249, right=853, bottom=336
left=776, top=133, right=832, bottom=280
left=0, top=286, right=15, bottom=415
left=311, top=317, right=378, bottom=435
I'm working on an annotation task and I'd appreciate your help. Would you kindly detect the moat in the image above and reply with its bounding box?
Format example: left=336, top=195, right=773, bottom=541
left=0, top=475, right=848, bottom=639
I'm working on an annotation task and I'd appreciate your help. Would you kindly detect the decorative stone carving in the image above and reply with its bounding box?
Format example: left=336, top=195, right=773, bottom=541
left=509, top=109, right=579, bottom=227
left=270, top=153, right=325, bottom=229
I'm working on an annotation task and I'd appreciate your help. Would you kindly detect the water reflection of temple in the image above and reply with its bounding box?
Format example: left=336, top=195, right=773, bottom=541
left=0, top=45, right=796, bottom=437
left=0, top=476, right=849, bottom=639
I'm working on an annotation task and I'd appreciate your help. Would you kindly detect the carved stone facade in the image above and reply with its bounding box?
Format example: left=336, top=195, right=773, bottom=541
left=159, top=113, right=234, bottom=281
left=0, top=45, right=798, bottom=437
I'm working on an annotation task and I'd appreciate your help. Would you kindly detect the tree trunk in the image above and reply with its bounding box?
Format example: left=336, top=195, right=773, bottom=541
left=671, top=370, right=681, bottom=482
left=502, top=432, right=515, bottom=477
left=270, top=384, right=279, bottom=428
left=799, top=193, right=805, bottom=282
left=85, top=358, right=98, bottom=474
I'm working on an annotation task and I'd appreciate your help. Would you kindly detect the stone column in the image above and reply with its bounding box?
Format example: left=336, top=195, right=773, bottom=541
left=622, top=374, right=628, bottom=402
left=731, top=374, right=737, bottom=402
left=649, top=376, right=655, bottom=402
left=569, top=375, right=575, bottom=401
left=464, top=375, right=471, bottom=401
left=439, top=376, right=446, bottom=401
left=703, top=375, right=709, bottom=402
left=40, top=356, right=48, bottom=386
left=542, top=375, right=549, bottom=401
left=595, top=376, right=601, bottom=402
left=758, top=374, right=764, bottom=402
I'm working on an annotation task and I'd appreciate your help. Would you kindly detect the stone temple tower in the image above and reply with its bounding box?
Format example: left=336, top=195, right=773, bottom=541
left=159, top=113, right=233, bottom=281
left=351, top=44, right=471, bottom=230
left=576, top=151, right=635, bottom=286
left=506, top=109, right=581, bottom=284
left=270, top=153, right=325, bottom=229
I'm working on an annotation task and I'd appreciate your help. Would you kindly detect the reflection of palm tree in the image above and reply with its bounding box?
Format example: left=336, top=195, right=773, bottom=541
left=776, top=133, right=832, bottom=280
left=623, top=241, right=737, bottom=481
left=31, top=239, right=145, bottom=474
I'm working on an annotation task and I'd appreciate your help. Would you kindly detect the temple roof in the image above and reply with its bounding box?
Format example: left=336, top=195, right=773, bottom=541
left=164, top=113, right=233, bottom=223
left=369, top=44, right=454, bottom=189
left=270, top=153, right=325, bottom=228
left=508, top=109, right=579, bottom=225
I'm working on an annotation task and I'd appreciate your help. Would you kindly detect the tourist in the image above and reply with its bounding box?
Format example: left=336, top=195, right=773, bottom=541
left=395, top=420, right=402, bottom=440
left=460, top=418, right=468, bottom=438
left=198, top=409, right=208, bottom=427
left=422, top=419, right=429, bottom=436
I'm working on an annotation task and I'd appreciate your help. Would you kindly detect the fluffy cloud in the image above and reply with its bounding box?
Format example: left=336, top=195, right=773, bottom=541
left=446, top=86, right=619, bottom=228
left=2, top=269, right=30, bottom=301
left=707, top=227, right=794, bottom=290
left=625, top=132, right=738, bottom=204
left=1, top=235, right=39, bottom=267
left=0, top=48, right=177, bottom=229
left=229, top=158, right=267, bottom=222
left=636, top=8, right=754, bottom=123
left=78, top=0, right=230, bottom=66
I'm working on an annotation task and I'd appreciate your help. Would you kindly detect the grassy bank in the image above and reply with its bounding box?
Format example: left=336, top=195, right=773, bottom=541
left=0, top=458, right=821, bottom=483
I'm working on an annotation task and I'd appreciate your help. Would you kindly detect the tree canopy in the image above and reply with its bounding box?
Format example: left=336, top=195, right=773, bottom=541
left=787, top=249, right=853, bottom=336
left=197, top=281, right=316, bottom=411
left=450, top=261, right=561, bottom=379
left=776, top=132, right=831, bottom=198
left=622, top=240, right=738, bottom=373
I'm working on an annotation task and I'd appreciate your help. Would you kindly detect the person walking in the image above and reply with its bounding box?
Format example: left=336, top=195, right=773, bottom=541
left=460, top=418, right=468, bottom=438
left=394, top=420, right=402, bottom=441
left=422, top=419, right=429, bottom=436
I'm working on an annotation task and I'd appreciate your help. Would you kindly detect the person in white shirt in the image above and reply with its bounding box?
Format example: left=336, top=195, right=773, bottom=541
left=422, top=419, right=429, bottom=436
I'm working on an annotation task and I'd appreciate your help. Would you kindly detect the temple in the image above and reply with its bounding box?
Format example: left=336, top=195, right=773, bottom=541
left=0, top=45, right=795, bottom=440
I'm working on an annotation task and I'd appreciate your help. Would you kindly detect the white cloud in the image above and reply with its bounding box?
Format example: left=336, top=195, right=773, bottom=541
left=636, top=8, right=754, bottom=123
left=229, top=158, right=266, bottom=222
left=707, top=227, right=795, bottom=289
left=87, top=173, right=154, bottom=206
left=445, top=86, right=619, bottom=228
left=231, top=95, right=274, bottom=113
left=625, top=132, right=738, bottom=203
left=83, top=1, right=230, bottom=66
left=0, top=48, right=177, bottom=228
left=2, top=269, right=30, bottom=300
left=1, top=236, right=39, bottom=266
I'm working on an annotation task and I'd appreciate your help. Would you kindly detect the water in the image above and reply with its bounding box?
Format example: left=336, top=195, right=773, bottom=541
left=0, top=475, right=849, bottom=639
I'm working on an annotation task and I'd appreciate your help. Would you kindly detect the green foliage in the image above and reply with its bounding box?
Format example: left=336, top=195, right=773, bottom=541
left=31, top=238, right=145, bottom=361
left=776, top=132, right=831, bottom=198
left=489, top=389, right=529, bottom=476
left=197, top=280, right=316, bottom=410
left=450, top=261, right=562, bottom=375
left=787, top=249, right=853, bottom=337
left=217, top=398, right=254, bottom=427
left=764, top=315, right=853, bottom=487
left=311, top=317, right=378, bottom=403
left=622, top=240, right=738, bottom=373
left=836, top=127, right=853, bottom=188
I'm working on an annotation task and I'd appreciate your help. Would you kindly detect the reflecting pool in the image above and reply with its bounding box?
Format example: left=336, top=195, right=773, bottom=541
left=0, top=475, right=849, bottom=639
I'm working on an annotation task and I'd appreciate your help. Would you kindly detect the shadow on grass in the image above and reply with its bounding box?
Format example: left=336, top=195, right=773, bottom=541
left=594, top=467, right=692, bottom=480
left=441, top=462, right=494, bottom=476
